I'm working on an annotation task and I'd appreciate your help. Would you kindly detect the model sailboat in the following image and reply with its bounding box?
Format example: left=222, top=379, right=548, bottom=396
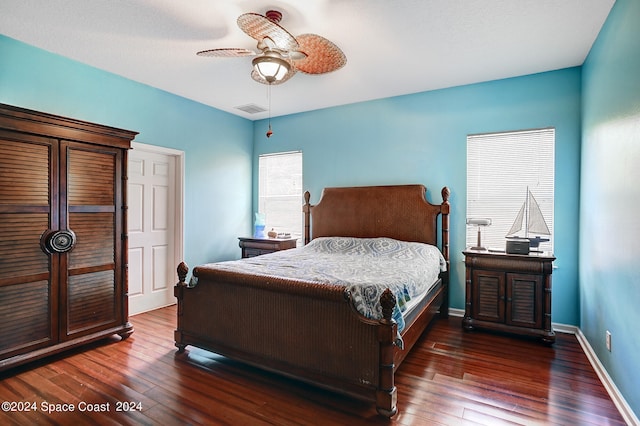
left=506, top=187, right=550, bottom=248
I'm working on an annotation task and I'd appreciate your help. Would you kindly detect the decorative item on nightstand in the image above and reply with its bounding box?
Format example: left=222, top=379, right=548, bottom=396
left=505, top=187, right=551, bottom=254
left=506, top=238, right=530, bottom=255
left=467, top=218, right=491, bottom=251
left=254, top=212, right=266, bottom=238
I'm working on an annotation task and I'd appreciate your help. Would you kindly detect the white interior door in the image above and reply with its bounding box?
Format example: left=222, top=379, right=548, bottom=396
left=128, top=143, right=183, bottom=315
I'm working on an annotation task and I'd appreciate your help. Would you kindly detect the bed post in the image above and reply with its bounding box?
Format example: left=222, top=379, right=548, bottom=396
left=303, top=191, right=311, bottom=245
left=376, top=288, right=398, bottom=417
left=174, top=262, right=189, bottom=352
left=440, top=187, right=451, bottom=318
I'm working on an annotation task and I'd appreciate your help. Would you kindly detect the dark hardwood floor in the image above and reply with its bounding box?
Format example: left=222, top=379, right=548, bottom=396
left=0, top=305, right=626, bottom=425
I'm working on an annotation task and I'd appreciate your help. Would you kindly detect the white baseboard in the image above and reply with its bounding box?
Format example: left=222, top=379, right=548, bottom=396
left=445, top=308, right=638, bottom=425
left=448, top=308, right=464, bottom=317
left=551, top=322, right=577, bottom=335
left=575, top=328, right=640, bottom=426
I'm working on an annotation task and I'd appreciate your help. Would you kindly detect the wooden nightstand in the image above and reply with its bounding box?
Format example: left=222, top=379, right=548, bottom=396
left=462, top=249, right=556, bottom=344
left=238, top=237, right=297, bottom=258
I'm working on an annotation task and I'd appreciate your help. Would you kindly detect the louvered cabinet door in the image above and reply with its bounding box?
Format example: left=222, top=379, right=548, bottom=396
left=0, top=131, right=58, bottom=358
left=471, top=269, right=505, bottom=323
left=506, top=273, right=543, bottom=329
left=61, top=142, right=125, bottom=339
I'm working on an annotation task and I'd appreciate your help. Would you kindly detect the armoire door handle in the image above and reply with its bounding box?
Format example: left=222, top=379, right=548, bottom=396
left=41, top=229, right=76, bottom=254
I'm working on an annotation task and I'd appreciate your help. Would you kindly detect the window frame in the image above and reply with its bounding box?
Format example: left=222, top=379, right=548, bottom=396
left=466, top=128, right=555, bottom=253
left=257, top=151, right=303, bottom=244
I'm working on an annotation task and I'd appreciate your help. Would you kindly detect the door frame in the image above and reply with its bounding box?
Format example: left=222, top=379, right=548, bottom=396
left=129, top=142, right=185, bottom=310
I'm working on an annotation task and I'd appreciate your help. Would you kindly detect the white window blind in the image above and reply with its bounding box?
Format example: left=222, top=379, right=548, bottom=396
left=258, top=151, right=303, bottom=244
left=467, top=128, right=555, bottom=252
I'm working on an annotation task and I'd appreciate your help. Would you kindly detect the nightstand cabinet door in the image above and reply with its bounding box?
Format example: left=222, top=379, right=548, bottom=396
left=472, top=269, right=505, bottom=323
left=507, top=273, right=543, bottom=329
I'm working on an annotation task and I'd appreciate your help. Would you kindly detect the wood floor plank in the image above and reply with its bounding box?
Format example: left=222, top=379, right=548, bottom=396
left=0, top=305, right=627, bottom=425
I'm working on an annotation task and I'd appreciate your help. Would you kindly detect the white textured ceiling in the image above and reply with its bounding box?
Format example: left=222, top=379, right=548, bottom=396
left=1, top=0, right=615, bottom=120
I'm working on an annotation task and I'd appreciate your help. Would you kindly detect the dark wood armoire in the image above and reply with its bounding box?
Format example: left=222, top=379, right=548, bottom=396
left=0, top=104, right=137, bottom=371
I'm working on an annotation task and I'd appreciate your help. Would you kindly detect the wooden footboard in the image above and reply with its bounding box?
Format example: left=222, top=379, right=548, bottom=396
left=175, top=262, right=447, bottom=417
left=175, top=262, right=407, bottom=416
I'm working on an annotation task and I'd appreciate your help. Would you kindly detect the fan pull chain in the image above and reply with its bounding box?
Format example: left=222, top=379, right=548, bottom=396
left=266, top=83, right=273, bottom=138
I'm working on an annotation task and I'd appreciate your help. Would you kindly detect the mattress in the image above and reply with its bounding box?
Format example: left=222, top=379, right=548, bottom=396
left=199, top=236, right=446, bottom=332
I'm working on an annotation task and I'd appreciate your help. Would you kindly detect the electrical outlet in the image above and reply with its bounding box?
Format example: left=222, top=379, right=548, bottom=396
left=606, top=330, right=612, bottom=352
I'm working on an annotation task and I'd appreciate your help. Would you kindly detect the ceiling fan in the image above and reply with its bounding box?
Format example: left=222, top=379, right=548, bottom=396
left=196, top=10, right=347, bottom=85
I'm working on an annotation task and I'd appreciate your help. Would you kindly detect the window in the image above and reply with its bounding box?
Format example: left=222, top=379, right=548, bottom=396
left=466, top=128, right=555, bottom=252
left=258, top=151, right=303, bottom=244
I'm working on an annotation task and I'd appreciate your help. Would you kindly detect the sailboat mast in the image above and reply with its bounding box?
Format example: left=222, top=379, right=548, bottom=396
left=524, top=186, right=529, bottom=239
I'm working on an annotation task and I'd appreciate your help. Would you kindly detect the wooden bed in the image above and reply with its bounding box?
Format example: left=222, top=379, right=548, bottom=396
left=174, top=184, right=450, bottom=417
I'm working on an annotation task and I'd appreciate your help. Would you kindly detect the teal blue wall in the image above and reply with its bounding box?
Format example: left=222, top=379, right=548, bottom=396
left=0, top=35, right=254, bottom=269
left=581, top=0, right=640, bottom=417
left=253, top=69, right=582, bottom=326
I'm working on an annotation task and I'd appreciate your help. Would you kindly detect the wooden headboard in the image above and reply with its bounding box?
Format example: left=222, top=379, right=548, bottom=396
left=303, top=184, right=450, bottom=260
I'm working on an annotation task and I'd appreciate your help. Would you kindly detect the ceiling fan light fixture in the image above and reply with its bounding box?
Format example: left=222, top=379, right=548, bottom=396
left=252, top=50, right=290, bottom=83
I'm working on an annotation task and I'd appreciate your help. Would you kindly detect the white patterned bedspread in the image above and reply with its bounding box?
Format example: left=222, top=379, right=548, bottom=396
left=207, top=237, right=446, bottom=332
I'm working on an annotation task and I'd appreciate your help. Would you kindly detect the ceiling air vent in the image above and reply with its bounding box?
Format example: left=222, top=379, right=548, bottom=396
left=235, top=104, right=267, bottom=114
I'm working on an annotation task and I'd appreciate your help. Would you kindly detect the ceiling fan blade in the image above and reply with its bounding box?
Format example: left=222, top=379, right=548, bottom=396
left=293, top=34, right=346, bottom=74
left=251, top=67, right=296, bottom=85
left=237, top=13, right=298, bottom=52
left=196, top=48, right=255, bottom=57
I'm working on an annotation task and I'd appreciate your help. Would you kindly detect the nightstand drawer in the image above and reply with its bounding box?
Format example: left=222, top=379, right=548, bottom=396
left=243, top=247, right=272, bottom=258
left=238, top=237, right=297, bottom=258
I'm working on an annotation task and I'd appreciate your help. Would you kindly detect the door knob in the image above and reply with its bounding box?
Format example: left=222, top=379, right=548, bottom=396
left=41, top=229, right=76, bottom=254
